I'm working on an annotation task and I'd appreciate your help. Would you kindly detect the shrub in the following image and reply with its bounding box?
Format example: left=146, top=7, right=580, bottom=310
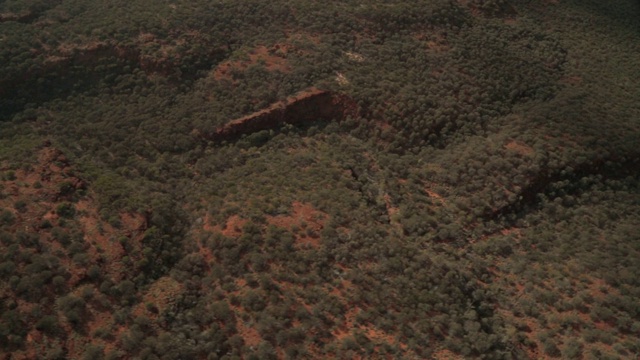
left=0, top=209, right=15, bottom=227
left=39, top=219, right=53, bottom=228
left=542, top=339, right=560, bottom=357
left=56, top=203, right=76, bottom=219
left=561, top=338, right=583, bottom=359
left=13, top=200, right=27, bottom=213
left=242, top=290, right=267, bottom=312
left=35, top=315, right=59, bottom=335
left=82, top=345, right=104, bottom=360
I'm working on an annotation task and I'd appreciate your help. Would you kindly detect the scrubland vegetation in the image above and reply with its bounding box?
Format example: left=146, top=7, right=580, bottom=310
left=1, top=0, right=639, bottom=358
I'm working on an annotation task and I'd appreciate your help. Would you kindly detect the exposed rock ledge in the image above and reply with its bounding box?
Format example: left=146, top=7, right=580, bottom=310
left=204, top=88, right=360, bottom=143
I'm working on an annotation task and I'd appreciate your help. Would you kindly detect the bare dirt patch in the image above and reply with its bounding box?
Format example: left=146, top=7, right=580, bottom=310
left=560, top=75, right=583, bottom=86
left=222, top=215, right=248, bottom=238
left=505, top=140, right=535, bottom=157
left=433, top=348, right=465, bottom=360
left=236, top=319, right=262, bottom=348
left=332, top=306, right=359, bottom=340
left=267, top=201, right=328, bottom=248
left=424, top=187, right=445, bottom=204
left=213, top=45, right=292, bottom=81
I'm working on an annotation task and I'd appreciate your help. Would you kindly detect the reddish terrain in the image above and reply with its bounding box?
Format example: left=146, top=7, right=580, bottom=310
left=205, top=88, right=360, bottom=143
left=213, top=45, right=292, bottom=81
left=0, top=144, right=160, bottom=359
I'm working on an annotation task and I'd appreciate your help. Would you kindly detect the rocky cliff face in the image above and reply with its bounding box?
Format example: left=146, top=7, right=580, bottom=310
left=205, top=88, right=360, bottom=142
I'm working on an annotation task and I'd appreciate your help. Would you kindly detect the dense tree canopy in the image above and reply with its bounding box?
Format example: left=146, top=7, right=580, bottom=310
left=1, top=0, right=639, bottom=358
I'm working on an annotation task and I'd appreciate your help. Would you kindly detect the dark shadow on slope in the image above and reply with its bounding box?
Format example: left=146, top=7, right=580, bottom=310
left=0, top=44, right=227, bottom=119
left=0, top=0, right=62, bottom=24
left=485, top=154, right=640, bottom=224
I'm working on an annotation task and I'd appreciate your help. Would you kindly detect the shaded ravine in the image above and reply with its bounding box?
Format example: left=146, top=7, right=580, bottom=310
left=0, top=0, right=63, bottom=24
left=0, top=11, right=41, bottom=24
left=0, top=42, right=227, bottom=117
left=484, top=153, right=640, bottom=224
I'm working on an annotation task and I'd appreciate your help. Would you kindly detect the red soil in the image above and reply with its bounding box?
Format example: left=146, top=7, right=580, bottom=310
left=505, top=140, right=535, bottom=157
left=560, top=75, right=583, bottom=86
left=0, top=145, right=157, bottom=360
left=214, top=45, right=292, bottom=81
left=267, top=201, right=328, bottom=248
left=236, top=319, right=262, bottom=348
left=424, top=187, right=445, bottom=204
left=222, top=215, right=248, bottom=238
left=433, top=349, right=465, bottom=360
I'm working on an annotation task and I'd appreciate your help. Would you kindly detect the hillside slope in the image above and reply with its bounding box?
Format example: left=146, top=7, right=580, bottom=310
left=1, top=0, right=639, bottom=359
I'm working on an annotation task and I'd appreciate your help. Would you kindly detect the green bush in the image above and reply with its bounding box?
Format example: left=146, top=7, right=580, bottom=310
left=56, top=203, right=76, bottom=219
left=0, top=209, right=15, bottom=227
left=562, top=339, right=583, bottom=359
left=542, top=339, right=560, bottom=357
left=35, top=315, right=59, bottom=335
left=13, top=200, right=27, bottom=213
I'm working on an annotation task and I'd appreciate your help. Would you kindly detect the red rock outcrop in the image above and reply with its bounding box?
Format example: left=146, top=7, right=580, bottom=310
left=206, top=88, right=360, bottom=142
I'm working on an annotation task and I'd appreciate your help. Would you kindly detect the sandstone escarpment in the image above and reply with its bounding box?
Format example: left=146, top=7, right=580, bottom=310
left=205, top=88, right=360, bottom=143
